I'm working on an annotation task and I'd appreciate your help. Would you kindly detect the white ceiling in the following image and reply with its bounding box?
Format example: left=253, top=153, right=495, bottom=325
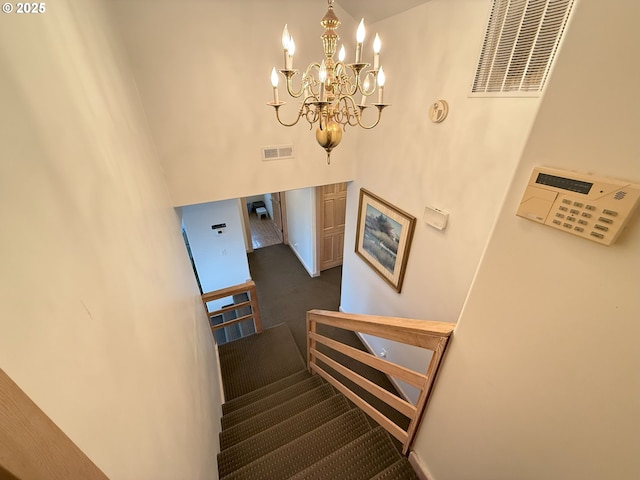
left=336, top=0, right=431, bottom=23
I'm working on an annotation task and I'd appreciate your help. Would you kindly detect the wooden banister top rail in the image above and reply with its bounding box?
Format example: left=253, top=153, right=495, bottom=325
left=307, top=309, right=454, bottom=350
left=202, top=281, right=256, bottom=303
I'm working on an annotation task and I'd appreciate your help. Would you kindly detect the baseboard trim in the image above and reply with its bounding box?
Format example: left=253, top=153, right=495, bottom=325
left=288, top=243, right=319, bottom=277
left=214, top=340, right=225, bottom=405
left=409, top=451, right=434, bottom=480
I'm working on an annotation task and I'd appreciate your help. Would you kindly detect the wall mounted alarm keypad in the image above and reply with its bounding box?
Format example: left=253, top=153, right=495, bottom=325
left=517, top=167, right=640, bottom=245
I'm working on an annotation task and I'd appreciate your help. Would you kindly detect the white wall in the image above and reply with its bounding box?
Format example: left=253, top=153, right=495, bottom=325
left=0, top=1, right=221, bottom=478
left=110, top=0, right=359, bottom=206
left=182, top=200, right=251, bottom=308
left=340, top=0, right=540, bottom=396
left=285, top=187, right=317, bottom=276
left=414, top=0, right=640, bottom=478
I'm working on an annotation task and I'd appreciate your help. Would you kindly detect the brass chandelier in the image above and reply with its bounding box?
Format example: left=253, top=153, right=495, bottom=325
left=268, top=0, right=389, bottom=163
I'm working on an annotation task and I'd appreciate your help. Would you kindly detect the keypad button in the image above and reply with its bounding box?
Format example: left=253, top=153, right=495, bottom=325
left=602, top=209, right=618, bottom=217
left=559, top=206, right=568, bottom=212
left=556, top=213, right=565, bottom=219
left=574, top=227, right=584, bottom=233
left=573, top=202, right=584, bottom=208
left=578, top=219, right=588, bottom=225
left=552, top=219, right=561, bottom=225
left=598, top=217, right=613, bottom=224
left=590, top=232, right=604, bottom=239
left=581, top=212, right=592, bottom=218
left=570, top=209, right=580, bottom=215
left=566, top=216, right=576, bottom=222
left=594, top=224, right=609, bottom=232
left=585, top=205, right=596, bottom=211
left=563, top=223, right=572, bottom=229
left=562, top=199, right=572, bottom=205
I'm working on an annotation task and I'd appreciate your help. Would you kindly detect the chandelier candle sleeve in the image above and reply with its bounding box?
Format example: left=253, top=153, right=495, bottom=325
left=282, top=24, right=291, bottom=69
left=288, top=37, right=295, bottom=69
left=355, top=19, right=365, bottom=63
left=373, top=34, right=381, bottom=70
left=319, top=60, right=327, bottom=102
left=361, top=77, right=370, bottom=106
left=377, top=67, right=385, bottom=104
left=271, top=67, right=279, bottom=103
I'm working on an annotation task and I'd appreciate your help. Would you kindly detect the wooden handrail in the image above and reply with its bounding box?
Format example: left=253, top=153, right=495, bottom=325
left=201, top=281, right=262, bottom=341
left=306, top=309, right=454, bottom=455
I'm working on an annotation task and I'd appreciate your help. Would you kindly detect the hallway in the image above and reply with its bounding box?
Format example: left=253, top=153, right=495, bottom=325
left=249, top=212, right=282, bottom=249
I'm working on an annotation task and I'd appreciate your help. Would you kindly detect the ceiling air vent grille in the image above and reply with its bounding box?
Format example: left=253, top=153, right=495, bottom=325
left=261, top=145, right=294, bottom=161
left=472, top=0, right=575, bottom=95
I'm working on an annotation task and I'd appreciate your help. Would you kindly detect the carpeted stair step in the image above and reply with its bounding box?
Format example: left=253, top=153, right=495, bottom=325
left=220, top=383, right=337, bottom=449
left=220, top=408, right=372, bottom=480
left=218, top=323, right=305, bottom=400
left=370, top=459, right=419, bottom=480
left=217, top=394, right=353, bottom=478
left=287, top=426, right=401, bottom=480
left=221, top=375, right=325, bottom=429
left=222, top=369, right=310, bottom=415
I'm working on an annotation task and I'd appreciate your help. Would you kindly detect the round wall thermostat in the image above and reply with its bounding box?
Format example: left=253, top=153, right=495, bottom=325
left=429, top=100, right=449, bottom=123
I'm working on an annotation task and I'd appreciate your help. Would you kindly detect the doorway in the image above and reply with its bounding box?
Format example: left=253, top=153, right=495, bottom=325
left=242, top=193, right=286, bottom=250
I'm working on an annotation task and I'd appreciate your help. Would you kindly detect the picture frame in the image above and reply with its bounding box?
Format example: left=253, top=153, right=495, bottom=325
left=355, top=188, right=416, bottom=293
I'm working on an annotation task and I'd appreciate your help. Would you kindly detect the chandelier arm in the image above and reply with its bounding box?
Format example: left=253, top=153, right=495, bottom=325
left=354, top=104, right=389, bottom=130
left=281, top=70, right=306, bottom=98
left=271, top=103, right=308, bottom=127
left=359, top=69, right=378, bottom=96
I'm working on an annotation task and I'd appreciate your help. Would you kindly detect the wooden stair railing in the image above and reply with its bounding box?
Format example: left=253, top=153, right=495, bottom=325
left=201, top=281, right=262, bottom=341
left=306, top=309, right=455, bottom=455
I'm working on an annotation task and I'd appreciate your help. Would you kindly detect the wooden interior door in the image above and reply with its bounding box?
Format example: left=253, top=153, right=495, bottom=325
left=317, top=183, right=348, bottom=271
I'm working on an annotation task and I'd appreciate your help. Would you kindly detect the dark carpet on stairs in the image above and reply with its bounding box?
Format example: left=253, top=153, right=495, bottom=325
left=218, top=323, right=305, bottom=400
left=216, top=319, right=419, bottom=479
left=245, top=243, right=410, bottom=432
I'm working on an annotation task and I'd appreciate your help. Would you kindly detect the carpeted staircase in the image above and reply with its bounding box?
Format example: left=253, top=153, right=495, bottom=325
left=216, top=323, right=418, bottom=480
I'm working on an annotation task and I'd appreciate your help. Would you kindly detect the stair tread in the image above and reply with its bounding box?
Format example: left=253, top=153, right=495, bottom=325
left=221, top=375, right=324, bottom=429
left=217, top=395, right=352, bottom=478
left=370, top=459, right=419, bottom=480
left=287, top=427, right=401, bottom=480
left=222, top=370, right=310, bottom=415
left=218, top=323, right=305, bottom=400
left=220, top=408, right=372, bottom=480
left=220, top=383, right=336, bottom=449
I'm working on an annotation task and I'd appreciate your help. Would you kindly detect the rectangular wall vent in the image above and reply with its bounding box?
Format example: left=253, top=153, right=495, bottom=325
left=471, top=0, right=575, bottom=96
left=261, top=145, right=294, bottom=161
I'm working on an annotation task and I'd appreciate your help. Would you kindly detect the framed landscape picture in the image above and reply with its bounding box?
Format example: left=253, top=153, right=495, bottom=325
left=355, top=188, right=416, bottom=293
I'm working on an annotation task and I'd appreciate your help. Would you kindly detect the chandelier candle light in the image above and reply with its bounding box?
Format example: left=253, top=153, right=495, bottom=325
left=268, top=0, right=389, bottom=163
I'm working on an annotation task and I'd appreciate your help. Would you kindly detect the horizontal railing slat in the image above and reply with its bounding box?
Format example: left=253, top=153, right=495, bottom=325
left=309, top=332, right=427, bottom=389
left=208, top=300, right=253, bottom=318
left=311, top=348, right=416, bottom=418
left=210, top=313, right=254, bottom=331
left=311, top=363, right=408, bottom=445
